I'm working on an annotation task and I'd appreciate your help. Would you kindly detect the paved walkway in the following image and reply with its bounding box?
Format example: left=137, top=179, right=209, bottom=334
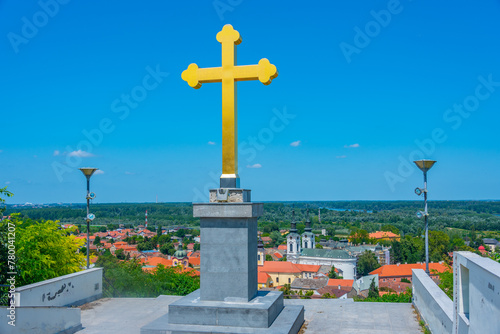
left=78, top=296, right=422, bottom=334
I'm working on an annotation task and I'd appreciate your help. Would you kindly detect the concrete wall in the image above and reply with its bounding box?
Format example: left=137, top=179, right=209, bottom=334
left=0, top=306, right=81, bottom=334
left=15, top=268, right=102, bottom=307
left=412, top=269, right=453, bottom=334
left=453, top=252, right=500, bottom=334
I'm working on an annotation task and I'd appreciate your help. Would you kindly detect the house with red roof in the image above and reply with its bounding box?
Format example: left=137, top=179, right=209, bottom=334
left=368, top=231, right=400, bottom=241
left=261, top=236, right=272, bottom=245
left=258, top=261, right=321, bottom=287
left=370, top=262, right=449, bottom=285
left=258, top=272, right=272, bottom=289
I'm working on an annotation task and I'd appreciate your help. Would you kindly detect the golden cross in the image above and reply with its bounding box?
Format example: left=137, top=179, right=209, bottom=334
left=182, top=24, right=278, bottom=188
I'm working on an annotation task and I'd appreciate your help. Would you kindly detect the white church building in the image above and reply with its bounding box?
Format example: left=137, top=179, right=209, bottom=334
left=286, top=209, right=357, bottom=279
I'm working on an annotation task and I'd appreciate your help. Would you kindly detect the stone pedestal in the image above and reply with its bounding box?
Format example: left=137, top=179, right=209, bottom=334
left=140, top=189, right=304, bottom=334
left=195, top=202, right=260, bottom=302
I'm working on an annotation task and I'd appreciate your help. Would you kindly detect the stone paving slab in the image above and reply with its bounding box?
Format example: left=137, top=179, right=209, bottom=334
left=78, top=296, right=422, bottom=334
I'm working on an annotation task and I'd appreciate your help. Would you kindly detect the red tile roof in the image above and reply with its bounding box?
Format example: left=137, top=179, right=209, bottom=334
left=369, top=231, right=399, bottom=239
left=147, top=257, right=173, bottom=267
left=189, top=257, right=200, bottom=266
left=258, top=262, right=321, bottom=274
left=258, top=272, right=271, bottom=284
left=295, top=264, right=321, bottom=273
left=274, top=252, right=283, bottom=259
left=370, top=263, right=449, bottom=277
left=259, top=261, right=302, bottom=273
left=327, top=279, right=354, bottom=288
left=379, top=281, right=412, bottom=294
left=278, top=245, right=287, bottom=250
left=318, top=285, right=352, bottom=298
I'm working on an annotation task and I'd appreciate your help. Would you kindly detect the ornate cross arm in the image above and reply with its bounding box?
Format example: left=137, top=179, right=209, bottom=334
left=181, top=58, right=278, bottom=88
left=234, top=59, right=278, bottom=85
left=181, top=65, right=222, bottom=89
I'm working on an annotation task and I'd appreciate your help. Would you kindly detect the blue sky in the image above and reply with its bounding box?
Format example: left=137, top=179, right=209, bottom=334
left=1, top=0, right=500, bottom=204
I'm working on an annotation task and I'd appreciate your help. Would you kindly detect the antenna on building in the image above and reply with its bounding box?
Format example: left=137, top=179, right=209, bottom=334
left=156, top=195, right=158, bottom=203
left=145, top=210, right=148, bottom=228
left=318, top=208, right=321, bottom=224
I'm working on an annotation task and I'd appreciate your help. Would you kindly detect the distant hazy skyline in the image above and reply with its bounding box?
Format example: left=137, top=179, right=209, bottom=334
left=1, top=1, right=500, bottom=204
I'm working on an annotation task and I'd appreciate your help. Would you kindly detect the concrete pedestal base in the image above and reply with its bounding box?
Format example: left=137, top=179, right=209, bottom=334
left=168, top=290, right=283, bottom=328
left=140, top=291, right=304, bottom=334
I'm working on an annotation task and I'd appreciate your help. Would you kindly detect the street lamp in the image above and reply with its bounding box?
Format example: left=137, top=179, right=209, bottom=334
left=79, top=167, right=98, bottom=269
left=413, top=159, right=436, bottom=275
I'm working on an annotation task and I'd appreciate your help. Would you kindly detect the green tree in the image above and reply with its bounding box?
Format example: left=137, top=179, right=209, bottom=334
left=429, top=230, right=450, bottom=262
left=0, top=187, right=13, bottom=214
left=357, top=251, right=381, bottom=276
left=175, top=229, right=186, bottom=238
left=137, top=240, right=155, bottom=251
left=265, top=254, right=273, bottom=261
left=94, top=235, right=102, bottom=246
left=160, top=243, right=175, bottom=256
left=381, top=224, right=399, bottom=234
left=96, top=254, right=199, bottom=298
left=8, top=215, right=86, bottom=286
left=315, top=243, right=323, bottom=249
left=368, top=278, right=379, bottom=299
left=300, top=290, right=314, bottom=299
left=434, top=266, right=453, bottom=299
left=349, top=229, right=370, bottom=245
left=328, top=265, right=338, bottom=279
left=279, top=284, right=292, bottom=299
left=321, top=292, right=336, bottom=299
left=115, top=249, right=126, bottom=260
left=269, top=231, right=283, bottom=247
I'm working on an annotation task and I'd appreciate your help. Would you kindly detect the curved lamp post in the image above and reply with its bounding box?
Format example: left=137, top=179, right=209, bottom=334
left=79, top=167, right=98, bottom=269
left=413, top=160, right=436, bottom=275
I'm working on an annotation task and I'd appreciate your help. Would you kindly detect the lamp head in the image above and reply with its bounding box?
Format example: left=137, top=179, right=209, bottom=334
left=413, top=160, right=436, bottom=173
left=415, top=187, right=425, bottom=196
left=79, top=167, right=98, bottom=180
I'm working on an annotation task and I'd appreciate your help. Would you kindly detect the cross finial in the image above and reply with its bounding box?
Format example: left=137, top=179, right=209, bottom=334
left=182, top=25, right=278, bottom=188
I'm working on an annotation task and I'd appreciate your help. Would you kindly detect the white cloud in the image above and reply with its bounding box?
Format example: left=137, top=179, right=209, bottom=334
left=5, top=181, right=11, bottom=185
left=53, top=150, right=60, bottom=156
left=125, top=171, right=135, bottom=175
left=246, top=163, right=262, bottom=169
left=208, top=141, right=216, bottom=145
left=290, top=140, right=301, bottom=147
left=68, top=150, right=94, bottom=157
left=336, top=155, right=347, bottom=159
left=344, top=143, right=360, bottom=148
left=94, top=170, right=105, bottom=175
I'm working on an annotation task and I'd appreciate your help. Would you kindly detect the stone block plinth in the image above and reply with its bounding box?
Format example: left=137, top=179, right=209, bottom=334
left=168, top=290, right=284, bottom=328
left=194, top=202, right=262, bottom=302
